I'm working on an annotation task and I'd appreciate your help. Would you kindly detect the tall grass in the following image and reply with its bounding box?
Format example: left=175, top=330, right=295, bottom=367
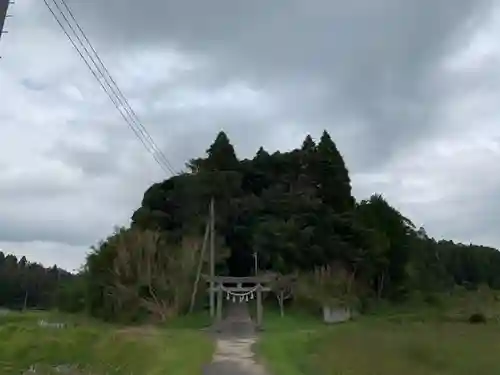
left=0, top=311, right=213, bottom=375
left=258, top=291, right=500, bottom=375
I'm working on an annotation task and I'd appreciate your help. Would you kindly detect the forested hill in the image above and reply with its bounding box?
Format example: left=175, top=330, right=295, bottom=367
left=130, top=130, right=500, bottom=298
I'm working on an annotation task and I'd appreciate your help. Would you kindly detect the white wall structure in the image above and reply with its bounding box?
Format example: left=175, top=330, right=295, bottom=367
left=323, top=306, right=352, bottom=323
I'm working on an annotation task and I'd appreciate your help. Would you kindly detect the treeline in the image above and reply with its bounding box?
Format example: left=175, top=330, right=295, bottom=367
left=82, top=130, right=500, bottom=321
left=4, top=131, right=500, bottom=320
left=0, top=251, right=77, bottom=310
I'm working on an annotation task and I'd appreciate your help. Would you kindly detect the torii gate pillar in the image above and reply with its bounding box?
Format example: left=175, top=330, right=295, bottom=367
left=204, top=275, right=273, bottom=330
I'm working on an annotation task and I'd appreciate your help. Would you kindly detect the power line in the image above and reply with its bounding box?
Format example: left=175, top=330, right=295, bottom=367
left=42, top=0, right=178, bottom=175
left=44, top=0, right=164, bottom=171
left=46, top=0, right=176, bottom=175
left=57, top=0, right=177, bottom=174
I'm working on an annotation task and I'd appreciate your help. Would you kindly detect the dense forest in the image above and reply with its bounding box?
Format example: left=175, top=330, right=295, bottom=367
left=2, top=130, right=500, bottom=321
left=0, top=251, right=77, bottom=311
left=132, top=131, right=500, bottom=289
left=83, top=131, right=500, bottom=321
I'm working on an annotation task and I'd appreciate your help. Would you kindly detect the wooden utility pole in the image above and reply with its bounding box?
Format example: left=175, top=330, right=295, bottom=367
left=0, top=1, right=12, bottom=49
left=256, top=286, right=263, bottom=328
left=23, top=290, right=28, bottom=311
left=189, top=218, right=210, bottom=313
left=209, top=198, right=215, bottom=318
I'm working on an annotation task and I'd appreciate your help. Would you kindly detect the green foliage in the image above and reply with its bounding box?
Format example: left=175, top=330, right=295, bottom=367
left=468, top=312, right=487, bottom=324
left=355, top=194, right=416, bottom=299
left=315, top=130, right=355, bottom=212
left=204, top=130, right=240, bottom=171
left=0, top=252, right=74, bottom=311
left=4, top=130, right=499, bottom=327
left=131, top=131, right=365, bottom=280
left=131, top=131, right=500, bottom=298
left=259, top=320, right=500, bottom=375
left=0, top=311, right=213, bottom=375
left=76, top=130, right=500, bottom=321
left=55, top=275, right=86, bottom=313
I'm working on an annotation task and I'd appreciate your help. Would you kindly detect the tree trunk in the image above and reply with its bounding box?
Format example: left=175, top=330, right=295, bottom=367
left=279, top=291, right=284, bottom=317
left=23, top=290, right=28, bottom=311
left=377, top=272, right=385, bottom=299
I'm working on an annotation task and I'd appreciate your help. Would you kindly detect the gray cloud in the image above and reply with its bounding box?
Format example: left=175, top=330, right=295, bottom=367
left=0, top=0, right=499, bottom=269
left=66, top=0, right=493, bottom=168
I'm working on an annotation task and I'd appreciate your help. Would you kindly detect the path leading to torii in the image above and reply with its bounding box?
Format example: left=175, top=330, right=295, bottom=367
left=203, top=302, right=269, bottom=375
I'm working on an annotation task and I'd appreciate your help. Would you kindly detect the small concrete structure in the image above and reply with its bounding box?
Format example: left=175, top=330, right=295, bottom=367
left=322, top=306, right=352, bottom=324
left=0, top=308, right=10, bottom=316
left=38, top=319, right=66, bottom=329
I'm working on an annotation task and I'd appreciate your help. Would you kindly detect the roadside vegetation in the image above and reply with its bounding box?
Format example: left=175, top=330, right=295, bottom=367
left=0, top=311, right=213, bottom=375
left=258, top=290, right=500, bottom=375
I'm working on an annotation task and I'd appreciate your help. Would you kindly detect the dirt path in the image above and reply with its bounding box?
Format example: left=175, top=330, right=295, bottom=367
left=203, top=302, right=268, bottom=375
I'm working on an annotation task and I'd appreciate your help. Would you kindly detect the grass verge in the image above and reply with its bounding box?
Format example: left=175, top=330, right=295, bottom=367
left=0, top=311, right=214, bottom=375
left=258, top=304, right=500, bottom=375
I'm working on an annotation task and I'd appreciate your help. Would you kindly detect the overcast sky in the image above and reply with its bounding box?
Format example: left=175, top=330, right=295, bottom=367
left=1, top=0, right=499, bottom=271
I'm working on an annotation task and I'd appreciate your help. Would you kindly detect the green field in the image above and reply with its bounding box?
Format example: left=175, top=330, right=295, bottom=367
left=4, top=296, right=500, bottom=375
left=258, top=301, right=500, bottom=375
left=0, top=311, right=214, bottom=375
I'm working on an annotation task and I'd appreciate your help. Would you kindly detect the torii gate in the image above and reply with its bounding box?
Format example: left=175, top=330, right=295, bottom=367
left=192, top=199, right=275, bottom=329
left=203, top=275, right=274, bottom=329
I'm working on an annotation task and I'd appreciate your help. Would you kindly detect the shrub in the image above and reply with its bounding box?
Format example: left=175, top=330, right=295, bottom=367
left=468, top=312, right=487, bottom=324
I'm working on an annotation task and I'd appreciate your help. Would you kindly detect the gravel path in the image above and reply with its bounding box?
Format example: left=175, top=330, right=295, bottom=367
left=202, top=302, right=268, bottom=375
